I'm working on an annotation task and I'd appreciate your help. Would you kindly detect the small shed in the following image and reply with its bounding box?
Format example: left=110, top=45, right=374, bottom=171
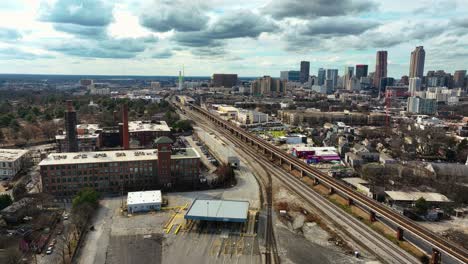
left=127, top=190, right=162, bottom=213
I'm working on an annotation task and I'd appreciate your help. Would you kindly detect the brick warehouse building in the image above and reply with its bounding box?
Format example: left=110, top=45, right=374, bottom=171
left=39, top=137, right=200, bottom=196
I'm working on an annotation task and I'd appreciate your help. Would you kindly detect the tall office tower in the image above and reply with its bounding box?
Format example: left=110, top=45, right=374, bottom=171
left=300, top=61, right=310, bottom=83
left=317, top=68, right=326, bottom=85
left=326, top=69, right=339, bottom=89
left=344, top=66, right=354, bottom=90
left=409, top=46, right=425, bottom=79
left=373, top=51, right=388, bottom=89
left=355, top=64, right=368, bottom=79
left=65, top=100, right=78, bottom=152
left=408, top=77, right=422, bottom=95
left=280, top=71, right=300, bottom=82
left=454, top=70, right=467, bottom=88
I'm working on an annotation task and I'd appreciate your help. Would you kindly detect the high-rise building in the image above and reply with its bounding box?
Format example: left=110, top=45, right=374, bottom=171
left=400, top=75, right=409, bottom=85
left=300, top=61, right=310, bottom=83
left=409, top=46, right=425, bottom=79
left=344, top=66, right=354, bottom=90
left=317, top=68, right=326, bottom=85
left=280, top=71, right=300, bottom=82
left=212, top=74, right=238, bottom=87
left=379, top=77, right=395, bottom=93
left=355, top=65, right=368, bottom=79
left=426, top=70, right=453, bottom=88
left=374, top=51, right=387, bottom=89
left=251, top=76, right=287, bottom=97
left=407, top=96, right=437, bottom=115
left=326, top=69, right=339, bottom=89
left=454, top=70, right=467, bottom=88
left=408, top=77, right=422, bottom=95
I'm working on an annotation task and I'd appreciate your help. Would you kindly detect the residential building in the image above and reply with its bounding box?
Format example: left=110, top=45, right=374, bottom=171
left=39, top=137, right=201, bottom=196
left=300, top=61, right=310, bottom=83
left=251, top=76, right=286, bottom=97
left=407, top=96, right=437, bottom=115
left=0, top=149, right=30, bottom=179
left=409, top=46, right=425, bottom=79
left=408, top=77, right=422, bottom=95
left=277, top=110, right=386, bottom=126
left=128, top=120, right=171, bottom=147
left=374, top=51, right=388, bottom=89
left=212, top=74, right=238, bottom=87
left=355, top=64, right=368, bottom=79
left=237, top=110, right=268, bottom=125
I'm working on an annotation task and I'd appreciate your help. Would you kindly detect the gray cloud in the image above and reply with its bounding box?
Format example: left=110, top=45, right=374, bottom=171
left=40, top=0, right=114, bottom=26
left=48, top=35, right=158, bottom=59
left=53, top=24, right=106, bottom=38
left=151, top=50, right=173, bottom=59
left=173, top=10, right=277, bottom=54
left=263, top=0, right=377, bottom=20
left=140, top=0, right=209, bottom=32
left=0, top=47, right=54, bottom=60
left=297, top=17, right=379, bottom=37
left=0, top=28, right=21, bottom=41
left=191, top=47, right=226, bottom=58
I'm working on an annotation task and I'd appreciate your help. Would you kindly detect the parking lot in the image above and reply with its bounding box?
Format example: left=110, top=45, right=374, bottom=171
left=76, top=192, right=261, bottom=264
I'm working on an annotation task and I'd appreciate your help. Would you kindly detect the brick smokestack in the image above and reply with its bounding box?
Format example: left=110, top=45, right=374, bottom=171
left=122, top=104, right=129, bottom=150
left=65, top=100, right=78, bottom=152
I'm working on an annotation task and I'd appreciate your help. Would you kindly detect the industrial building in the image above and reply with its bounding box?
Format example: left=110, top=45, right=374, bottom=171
left=385, top=191, right=451, bottom=210
left=56, top=124, right=102, bottom=152
left=39, top=137, right=200, bottom=196
left=185, top=199, right=249, bottom=223
left=0, top=149, right=30, bottom=179
left=127, top=190, right=162, bottom=213
left=128, top=120, right=171, bottom=147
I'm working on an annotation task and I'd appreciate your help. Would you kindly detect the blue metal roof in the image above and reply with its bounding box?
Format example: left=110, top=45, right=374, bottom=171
left=184, top=199, right=249, bottom=223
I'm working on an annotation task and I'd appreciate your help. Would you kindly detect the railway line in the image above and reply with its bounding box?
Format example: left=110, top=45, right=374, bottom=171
left=183, top=104, right=418, bottom=263
left=187, top=102, right=468, bottom=264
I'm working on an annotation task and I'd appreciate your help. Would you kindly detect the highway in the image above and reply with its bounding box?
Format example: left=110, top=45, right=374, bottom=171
left=178, top=101, right=419, bottom=263
left=181, top=101, right=468, bottom=264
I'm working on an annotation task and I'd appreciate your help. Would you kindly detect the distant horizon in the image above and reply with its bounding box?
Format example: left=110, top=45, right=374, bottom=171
left=0, top=73, right=259, bottom=79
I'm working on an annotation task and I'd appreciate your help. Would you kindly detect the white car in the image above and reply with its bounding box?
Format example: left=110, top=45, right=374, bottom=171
left=46, top=249, right=52, bottom=255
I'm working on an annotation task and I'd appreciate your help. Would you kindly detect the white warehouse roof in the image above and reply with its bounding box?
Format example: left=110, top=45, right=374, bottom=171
left=127, top=190, right=162, bottom=206
left=385, top=191, right=451, bottom=203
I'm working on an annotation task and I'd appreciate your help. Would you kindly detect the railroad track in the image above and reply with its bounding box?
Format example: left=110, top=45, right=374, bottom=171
left=179, top=103, right=280, bottom=264
left=187, top=102, right=468, bottom=264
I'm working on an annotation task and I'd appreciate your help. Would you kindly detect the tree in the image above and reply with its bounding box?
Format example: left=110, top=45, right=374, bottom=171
left=173, top=120, right=193, bottom=132
left=414, top=197, right=429, bottom=215
left=0, top=129, right=4, bottom=144
left=72, top=188, right=100, bottom=209
left=0, top=194, right=13, bottom=210
left=12, top=183, right=27, bottom=200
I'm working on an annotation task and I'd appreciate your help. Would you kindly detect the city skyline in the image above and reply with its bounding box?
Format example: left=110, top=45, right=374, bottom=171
left=0, top=0, right=467, bottom=77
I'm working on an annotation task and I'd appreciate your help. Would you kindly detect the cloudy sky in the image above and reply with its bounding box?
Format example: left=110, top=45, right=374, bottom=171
left=0, top=0, right=467, bottom=77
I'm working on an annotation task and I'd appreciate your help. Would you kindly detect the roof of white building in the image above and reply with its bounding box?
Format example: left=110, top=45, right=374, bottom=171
left=128, top=121, right=171, bottom=132
left=38, top=148, right=199, bottom=166
left=385, top=191, right=451, bottom=202
left=127, top=190, right=162, bottom=206
left=0, top=149, right=29, bottom=162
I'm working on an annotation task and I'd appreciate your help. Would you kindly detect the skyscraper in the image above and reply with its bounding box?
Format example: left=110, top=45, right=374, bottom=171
left=454, top=70, right=467, bottom=88
left=409, top=46, right=425, bottom=79
left=374, top=51, right=388, bottom=89
left=317, top=68, right=326, bottom=85
left=355, top=64, right=368, bottom=79
left=326, top=69, right=338, bottom=89
left=300, top=61, right=310, bottom=83
left=344, top=66, right=354, bottom=90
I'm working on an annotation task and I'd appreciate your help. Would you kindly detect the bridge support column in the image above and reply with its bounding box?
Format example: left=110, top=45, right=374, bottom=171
left=396, top=227, right=404, bottom=241
left=313, top=178, right=319, bottom=185
left=300, top=170, right=305, bottom=178
left=262, top=148, right=266, bottom=154
left=369, top=211, right=376, bottom=222
left=347, top=198, right=353, bottom=206
left=289, top=163, right=293, bottom=171
left=270, top=152, right=274, bottom=161
left=328, top=187, right=334, bottom=195
left=430, top=248, right=441, bottom=264
left=279, top=158, right=282, bottom=165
